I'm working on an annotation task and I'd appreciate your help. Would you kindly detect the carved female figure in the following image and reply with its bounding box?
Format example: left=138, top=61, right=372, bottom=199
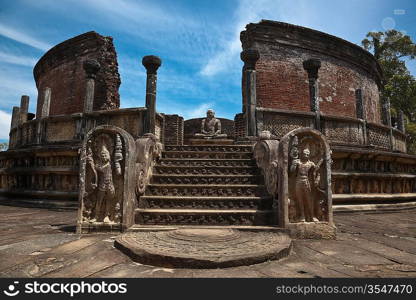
left=290, top=147, right=321, bottom=222
left=88, top=145, right=116, bottom=223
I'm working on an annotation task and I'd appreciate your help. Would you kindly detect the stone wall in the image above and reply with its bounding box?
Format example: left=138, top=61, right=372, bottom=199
left=0, top=148, right=79, bottom=199
left=34, top=31, right=121, bottom=117
left=8, top=108, right=146, bottom=150
left=241, top=20, right=383, bottom=124
left=256, top=108, right=406, bottom=153
left=332, top=147, right=416, bottom=204
left=163, top=114, right=184, bottom=145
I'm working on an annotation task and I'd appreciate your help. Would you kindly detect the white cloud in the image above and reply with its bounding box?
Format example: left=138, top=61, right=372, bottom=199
left=0, top=51, right=37, bottom=67
left=0, top=23, right=52, bottom=51
left=199, top=0, right=315, bottom=77
left=185, top=102, right=214, bottom=119
left=0, top=110, right=11, bottom=139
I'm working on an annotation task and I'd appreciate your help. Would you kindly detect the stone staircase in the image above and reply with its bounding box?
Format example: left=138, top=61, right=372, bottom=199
left=135, top=145, right=274, bottom=226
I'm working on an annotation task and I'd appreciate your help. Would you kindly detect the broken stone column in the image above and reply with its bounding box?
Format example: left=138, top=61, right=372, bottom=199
left=19, top=95, right=29, bottom=125
left=142, top=55, right=162, bottom=135
left=355, top=89, right=367, bottom=145
left=355, top=89, right=364, bottom=119
left=83, top=59, right=101, bottom=113
left=240, top=49, right=259, bottom=137
left=383, top=97, right=394, bottom=149
left=397, top=110, right=405, bottom=133
left=10, top=106, right=20, bottom=129
left=303, top=59, right=321, bottom=131
left=41, top=87, right=51, bottom=118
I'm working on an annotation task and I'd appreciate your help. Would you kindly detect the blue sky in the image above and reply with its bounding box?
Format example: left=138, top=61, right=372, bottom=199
left=0, top=0, right=415, bottom=140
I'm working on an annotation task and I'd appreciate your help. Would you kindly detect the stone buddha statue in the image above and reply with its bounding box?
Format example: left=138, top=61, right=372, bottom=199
left=195, top=109, right=227, bottom=139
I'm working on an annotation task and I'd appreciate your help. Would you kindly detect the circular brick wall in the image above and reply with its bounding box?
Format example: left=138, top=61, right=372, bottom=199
left=34, top=31, right=121, bottom=117
left=241, top=20, right=383, bottom=124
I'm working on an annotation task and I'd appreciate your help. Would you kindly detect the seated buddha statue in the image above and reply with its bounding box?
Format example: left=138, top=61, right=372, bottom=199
left=194, top=109, right=227, bottom=139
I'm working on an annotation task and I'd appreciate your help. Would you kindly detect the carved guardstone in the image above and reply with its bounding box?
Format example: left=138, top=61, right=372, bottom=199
left=77, top=125, right=136, bottom=233
left=277, top=128, right=336, bottom=239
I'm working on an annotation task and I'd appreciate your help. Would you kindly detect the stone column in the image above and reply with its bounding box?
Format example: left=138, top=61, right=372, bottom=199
left=241, top=49, right=260, bottom=137
left=303, top=59, right=321, bottom=131
left=83, top=59, right=101, bottom=113
left=383, top=97, right=394, bottom=149
left=355, top=89, right=364, bottom=119
left=397, top=110, right=405, bottom=133
left=41, top=87, right=51, bottom=118
left=142, top=55, right=162, bottom=135
left=19, top=95, right=29, bottom=125
left=10, top=106, right=20, bottom=129
left=355, top=89, right=367, bottom=145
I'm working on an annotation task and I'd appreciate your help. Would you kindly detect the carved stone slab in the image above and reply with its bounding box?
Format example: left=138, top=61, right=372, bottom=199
left=77, top=125, right=136, bottom=233
left=277, top=128, right=336, bottom=239
left=115, top=228, right=292, bottom=268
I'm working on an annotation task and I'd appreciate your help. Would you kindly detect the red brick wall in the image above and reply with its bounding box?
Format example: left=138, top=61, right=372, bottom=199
left=34, top=31, right=120, bottom=117
left=254, top=45, right=381, bottom=122
left=241, top=20, right=383, bottom=124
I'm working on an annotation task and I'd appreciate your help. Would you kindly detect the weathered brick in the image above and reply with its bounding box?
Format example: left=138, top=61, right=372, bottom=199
left=241, top=20, right=382, bottom=123
left=34, top=31, right=120, bottom=117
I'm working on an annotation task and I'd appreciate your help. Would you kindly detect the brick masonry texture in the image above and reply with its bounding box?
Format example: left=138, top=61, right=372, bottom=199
left=241, top=20, right=383, bottom=124
left=34, top=31, right=121, bottom=117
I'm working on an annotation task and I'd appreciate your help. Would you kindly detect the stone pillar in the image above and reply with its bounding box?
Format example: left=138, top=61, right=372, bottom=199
left=303, top=59, right=321, bottom=131
left=383, top=97, right=394, bottom=149
left=19, top=95, right=29, bottom=125
left=83, top=59, right=101, bottom=113
left=381, top=96, right=392, bottom=126
left=142, top=55, right=162, bottom=135
left=240, top=49, right=260, bottom=137
left=355, top=89, right=367, bottom=145
left=41, top=87, right=51, bottom=118
left=355, top=89, right=364, bottom=119
left=10, top=106, right=20, bottom=129
left=397, top=110, right=405, bottom=133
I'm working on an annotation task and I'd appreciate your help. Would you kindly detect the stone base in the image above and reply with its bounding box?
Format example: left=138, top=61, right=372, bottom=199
left=287, top=222, right=337, bottom=240
left=115, top=228, right=292, bottom=268
left=234, top=136, right=259, bottom=145
left=78, top=222, right=122, bottom=233
left=188, top=138, right=234, bottom=145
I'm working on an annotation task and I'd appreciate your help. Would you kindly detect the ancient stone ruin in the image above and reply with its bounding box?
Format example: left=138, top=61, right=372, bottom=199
left=1, top=20, right=414, bottom=267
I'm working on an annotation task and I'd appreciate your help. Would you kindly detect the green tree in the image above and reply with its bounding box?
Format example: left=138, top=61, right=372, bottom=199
left=362, top=30, right=416, bottom=153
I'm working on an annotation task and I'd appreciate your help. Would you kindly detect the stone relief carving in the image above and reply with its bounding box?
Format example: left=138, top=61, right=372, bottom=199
left=82, top=133, right=123, bottom=224
left=288, top=136, right=327, bottom=223
left=135, top=133, right=163, bottom=196
left=78, top=125, right=137, bottom=233
left=277, top=128, right=335, bottom=238
left=253, top=131, right=279, bottom=197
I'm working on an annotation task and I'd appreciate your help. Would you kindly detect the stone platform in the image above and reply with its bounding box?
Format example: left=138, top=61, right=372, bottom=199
left=188, top=138, right=234, bottom=145
left=114, top=228, right=292, bottom=268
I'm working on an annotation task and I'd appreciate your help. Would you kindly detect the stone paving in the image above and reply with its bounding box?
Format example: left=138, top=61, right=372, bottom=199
left=0, top=204, right=415, bottom=278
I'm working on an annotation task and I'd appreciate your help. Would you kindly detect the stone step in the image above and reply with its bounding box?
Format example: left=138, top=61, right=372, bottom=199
left=162, top=151, right=252, bottom=159
left=135, top=208, right=273, bottom=226
left=158, top=158, right=256, bottom=167
left=151, top=174, right=263, bottom=185
left=138, top=196, right=273, bottom=210
left=164, top=145, right=252, bottom=152
left=144, top=184, right=267, bottom=197
left=154, top=165, right=259, bottom=175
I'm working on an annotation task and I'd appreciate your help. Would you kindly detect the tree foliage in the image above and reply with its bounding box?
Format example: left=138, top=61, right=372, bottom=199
left=362, top=30, right=416, bottom=153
